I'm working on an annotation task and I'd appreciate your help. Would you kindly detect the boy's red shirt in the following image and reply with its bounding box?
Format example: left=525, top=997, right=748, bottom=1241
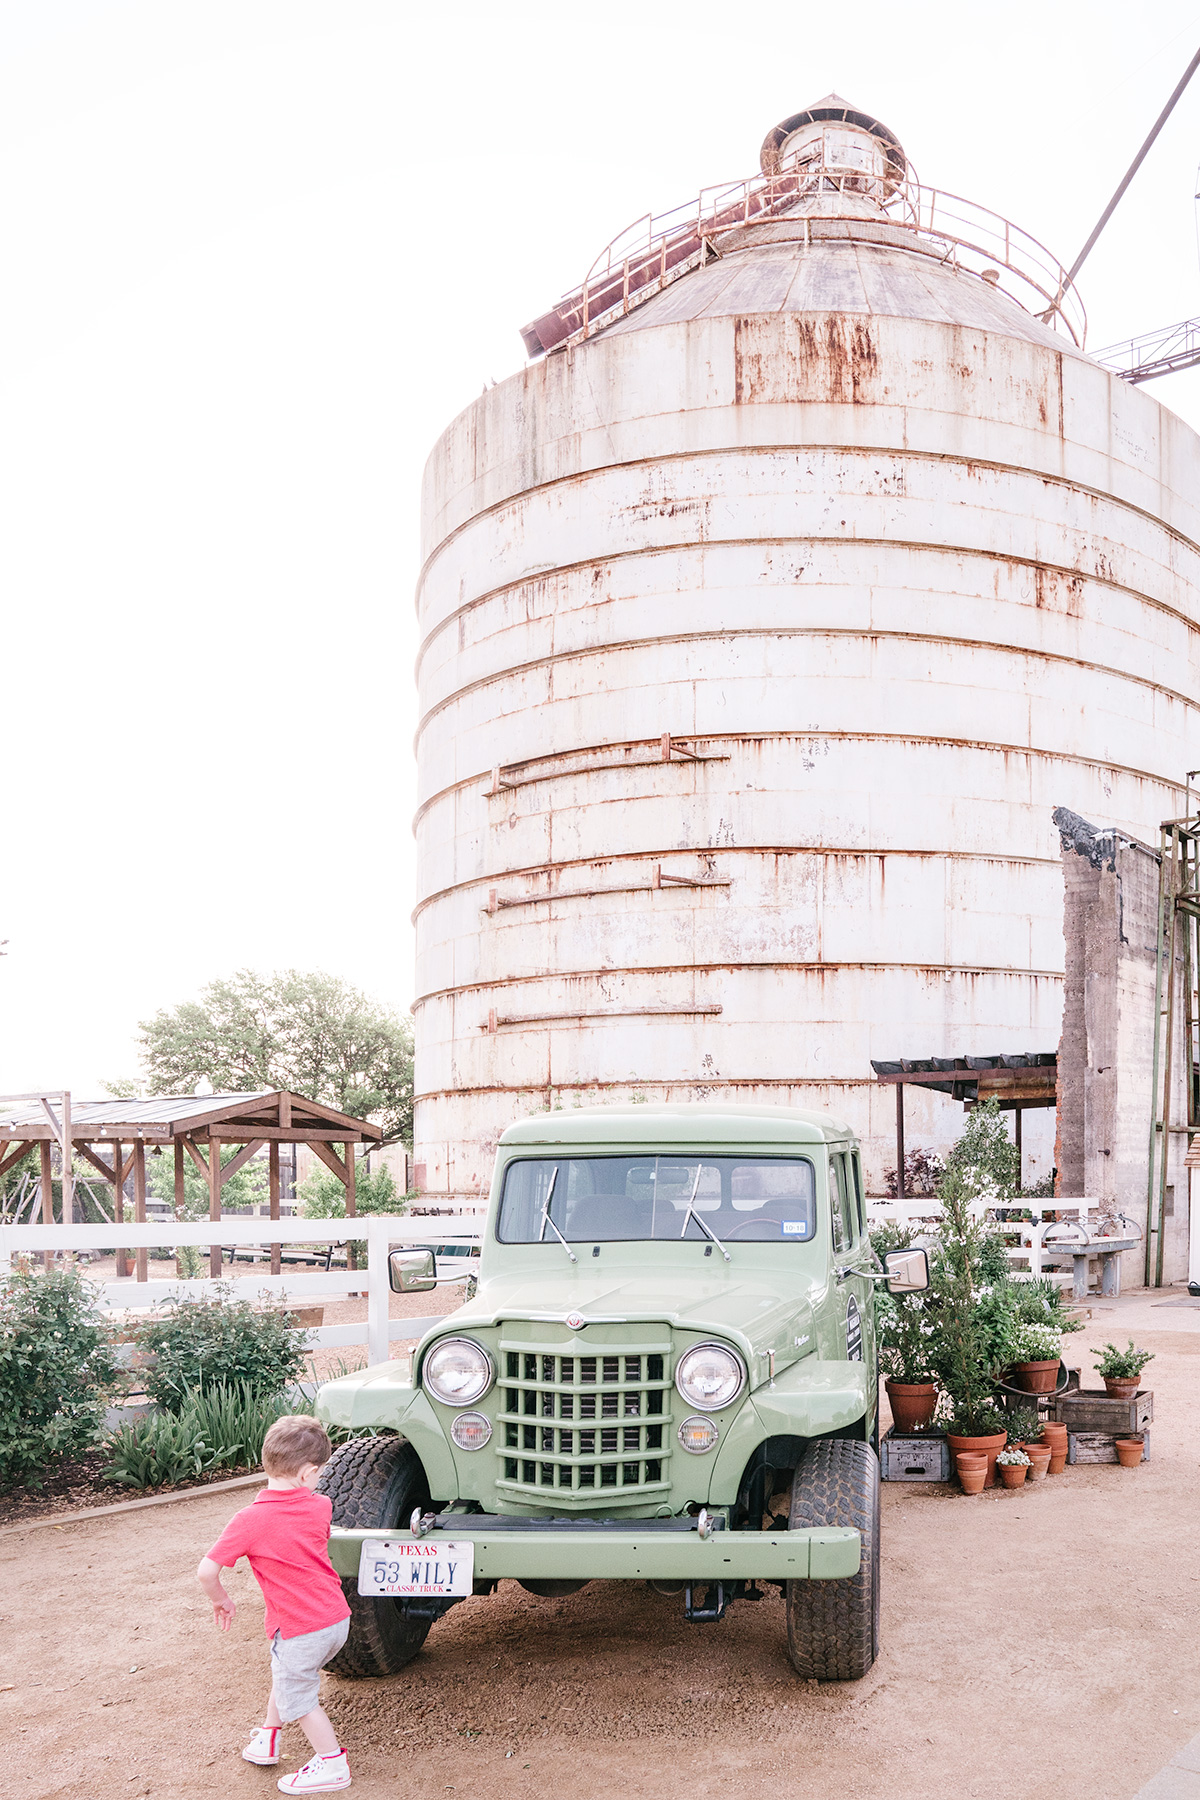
left=206, top=1487, right=351, bottom=1640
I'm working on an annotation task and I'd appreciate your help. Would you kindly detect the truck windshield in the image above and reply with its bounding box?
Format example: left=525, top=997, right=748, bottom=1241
left=497, top=1155, right=816, bottom=1244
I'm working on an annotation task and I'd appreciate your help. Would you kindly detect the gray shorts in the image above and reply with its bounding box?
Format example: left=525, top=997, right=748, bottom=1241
left=268, top=1618, right=350, bottom=1722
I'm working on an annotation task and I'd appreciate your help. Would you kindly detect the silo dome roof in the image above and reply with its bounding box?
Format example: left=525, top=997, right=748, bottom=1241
left=521, top=96, right=1088, bottom=362
left=600, top=226, right=1087, bottom=357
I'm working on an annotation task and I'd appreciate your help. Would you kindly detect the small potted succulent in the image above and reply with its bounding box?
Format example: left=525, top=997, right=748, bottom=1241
left=1091, top=1340, right=1155, bottom=1399
left=996, top=1446, right=1030, bottom=1488
left=1010, top=1321, right=1063, bottom=1393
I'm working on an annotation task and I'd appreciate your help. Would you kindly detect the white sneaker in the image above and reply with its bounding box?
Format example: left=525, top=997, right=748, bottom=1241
left=243, top=1727, right=282, bottom=1765
left=277, top=1750, right=352, bottom=1793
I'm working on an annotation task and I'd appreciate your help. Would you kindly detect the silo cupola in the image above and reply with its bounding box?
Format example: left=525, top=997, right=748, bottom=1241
left=759, top=93, right=907, bottom=202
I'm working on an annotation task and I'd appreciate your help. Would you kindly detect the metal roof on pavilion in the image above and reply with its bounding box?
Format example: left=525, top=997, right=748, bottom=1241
left=870, top=1054, right=1058, bottom=1109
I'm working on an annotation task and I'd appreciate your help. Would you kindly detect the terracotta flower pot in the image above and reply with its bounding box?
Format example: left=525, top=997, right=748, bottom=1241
left=885, top=1379, right=938, bottom=1433
left=998, top=1461, right=1028, bottom=1488
left=955, top=1451, right=986, bottom=1490
left=1025, top=1445, right=1052, bottom=1481
left=1012, top=1360, right=1061, bottom=1394
left=958, top=1463, right=987, bottom=1495
left=947, top=1430, right=1008, bottom=1489
left=1104, top=1377, right=1141, bottom=1400
left=1047, top=1446, right=1068, bottom=1474
left=1115, top=1436, right=1145, bottom=1468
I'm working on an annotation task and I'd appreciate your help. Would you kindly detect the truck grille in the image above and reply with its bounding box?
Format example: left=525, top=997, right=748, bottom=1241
left=495, top=1336, right=673, bottom=1502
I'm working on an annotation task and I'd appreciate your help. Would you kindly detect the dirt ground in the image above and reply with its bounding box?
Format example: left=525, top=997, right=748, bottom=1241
left=3, top=1287, right=1198, bottom=1800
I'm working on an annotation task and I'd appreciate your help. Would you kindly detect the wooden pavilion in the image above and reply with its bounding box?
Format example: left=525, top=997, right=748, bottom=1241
left=0, top=1091, right=382, bottom=1278
left=870, top=1054, right=1058, bottom=1198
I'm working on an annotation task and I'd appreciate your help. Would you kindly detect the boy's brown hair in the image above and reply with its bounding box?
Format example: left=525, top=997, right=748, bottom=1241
left=262, top=1414, right=332, bottom=1477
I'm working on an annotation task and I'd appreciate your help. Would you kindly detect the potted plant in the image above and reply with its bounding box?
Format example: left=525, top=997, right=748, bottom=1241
left=878, top=1288, right=939, bottom=1432
left=928, top=1170, right=1011, bottom=1485
left=1091, top=1340, right=1154, bottom=1399
left=996, top=1446, right=1030, bottom=1488
left=1010, top=1321, right=1063, bottom=1393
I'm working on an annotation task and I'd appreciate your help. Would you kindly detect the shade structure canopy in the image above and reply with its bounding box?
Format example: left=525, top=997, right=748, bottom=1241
left=870, top=1055, right=1057, bottom=1200
left=0, top=1090, right=382, bottom=1281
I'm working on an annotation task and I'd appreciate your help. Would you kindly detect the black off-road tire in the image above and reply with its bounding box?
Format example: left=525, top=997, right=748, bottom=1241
left=785, top=1437, right=880, bottom=1681
left=316, top=1436, right=433, bottom=1677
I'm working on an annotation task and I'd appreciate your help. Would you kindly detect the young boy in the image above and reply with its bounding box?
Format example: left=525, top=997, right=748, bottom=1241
left=197, top=1415, right=353, bottom=1794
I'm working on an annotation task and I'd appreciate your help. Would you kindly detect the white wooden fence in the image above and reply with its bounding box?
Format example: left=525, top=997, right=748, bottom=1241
left=0, top=1216, right=481, bottom=1368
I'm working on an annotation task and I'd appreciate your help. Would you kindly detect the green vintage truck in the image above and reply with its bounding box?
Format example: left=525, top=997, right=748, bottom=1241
left=315, top=1103, right=927, bottom=1680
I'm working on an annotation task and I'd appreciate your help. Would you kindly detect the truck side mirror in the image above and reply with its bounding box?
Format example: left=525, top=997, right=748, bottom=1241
left=389, top=1247, right=437, bottom=1293
left=884, top=1248, right=930, bottom=1293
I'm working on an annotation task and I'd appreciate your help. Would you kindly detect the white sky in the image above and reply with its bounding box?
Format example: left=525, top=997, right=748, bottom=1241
left=4, top=0, right=1200, bottom=1094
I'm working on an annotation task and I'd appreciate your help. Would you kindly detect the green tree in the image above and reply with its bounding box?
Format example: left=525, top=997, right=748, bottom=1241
left=299, top=1157, right=411, bottom=1220
left=944, top=1097, right=1020, bottom=1204
left=145, top=1147, right=269, bottom=1222
left=138, top=969, right=414, bottom=1141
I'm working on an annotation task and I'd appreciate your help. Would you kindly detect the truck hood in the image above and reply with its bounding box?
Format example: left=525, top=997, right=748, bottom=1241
left=427, top=1266, right=825, bottom=1368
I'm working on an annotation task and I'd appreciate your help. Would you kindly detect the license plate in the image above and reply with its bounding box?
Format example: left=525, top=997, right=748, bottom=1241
left=356, top=1537, right=475, bottom=1598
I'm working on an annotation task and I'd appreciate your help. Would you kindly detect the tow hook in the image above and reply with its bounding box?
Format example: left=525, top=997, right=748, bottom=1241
left=684, top=1582, right=728, bottom=1623
left=410, top=1508, right=437, bottom=1538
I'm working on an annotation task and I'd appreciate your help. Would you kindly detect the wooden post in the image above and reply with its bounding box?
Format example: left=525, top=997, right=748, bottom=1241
left=895, top=1083, right=906, bottom=1200
left=133, top=1140, right=147, bottom=1282
left=1014, top=1107, right=1023, bottom=1189
left=174, top=1141, right=186, bottom=1279
left=61, top=1091, right=73, bottom=1235
left=269, top=1141, right=281, bottom=1276
left=209, top=1138, right=223, bottom=1279
left=345, top=1145, right=358, bottom=1280
left=39, top=1139, right=53, bottom=1272
left=114, top=1140, right=128, bottom=1279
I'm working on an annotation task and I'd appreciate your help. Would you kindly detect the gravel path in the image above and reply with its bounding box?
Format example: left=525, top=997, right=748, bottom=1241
left=3, top=1288, right=1197, bottom=1799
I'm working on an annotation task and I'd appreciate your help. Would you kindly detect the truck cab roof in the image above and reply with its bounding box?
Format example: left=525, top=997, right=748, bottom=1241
left=498, top=1102, right=856, bottom=1148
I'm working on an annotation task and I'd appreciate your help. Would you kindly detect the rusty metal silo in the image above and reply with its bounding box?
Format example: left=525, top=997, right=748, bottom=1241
left=412, top=96, right=1200, bottom=1202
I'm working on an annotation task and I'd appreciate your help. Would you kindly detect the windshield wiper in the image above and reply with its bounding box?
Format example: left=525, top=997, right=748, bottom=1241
left=537, top=1166, right=577, bottom=1263
left=678, top=1162, right=731, bottom=1263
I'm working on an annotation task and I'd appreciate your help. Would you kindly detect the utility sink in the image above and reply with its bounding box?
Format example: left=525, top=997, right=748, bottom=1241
left=1044, top=1236, right=1138, bottom=1298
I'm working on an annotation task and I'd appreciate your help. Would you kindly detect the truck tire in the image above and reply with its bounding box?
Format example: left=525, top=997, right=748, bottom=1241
left=316, top=1436, right=433, bottom=1677
left=784, top=1437, right=880, bottom=1681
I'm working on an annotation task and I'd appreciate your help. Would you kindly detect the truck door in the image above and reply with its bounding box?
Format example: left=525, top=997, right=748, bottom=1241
left=831, top=1150, right=876, bottom=1399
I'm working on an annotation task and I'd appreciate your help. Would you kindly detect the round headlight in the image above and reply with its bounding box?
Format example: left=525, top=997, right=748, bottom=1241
left=450, top=1411, right=493, bottom=1451
left=677, top=1415, right=720, bottom=1455
left=674, top=1342, right=746, bottom=1412
left=423, top=1337, right=493, bottom=1407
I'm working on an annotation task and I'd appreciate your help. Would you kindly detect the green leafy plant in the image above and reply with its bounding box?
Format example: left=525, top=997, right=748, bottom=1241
left=299, top=1157, right=412, bottom=1220
left=1004, top=1407, right=1043, bottom=1446
left=104, top=1409, right=232, bottom=1488
left=927, top=1169, right=1010, bottom=1434
left=1006, top=1276, right=1084, bottom=1333
left=996, top=1447, right=1029, bottom=1467
left=1092, top=1339, right=1155, bottom=1380
left=0, top=1267, right=122, bottom=1488
left=944, top=1097, right=1020, bottom=1205
left=877, top=1292, right=937, bottom=1383
left=135, top=1287, right=310, bottom=1408
left=1013, top=1321, right=1062, bottom=1363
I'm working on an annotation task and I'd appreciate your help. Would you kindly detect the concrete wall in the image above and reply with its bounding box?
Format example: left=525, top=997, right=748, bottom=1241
left=1055, top=809, right=1189, bottom=1285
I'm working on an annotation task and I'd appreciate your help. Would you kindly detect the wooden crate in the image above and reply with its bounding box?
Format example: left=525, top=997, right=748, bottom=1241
left=1049, top=1389, right=1152, bottom=1433
left=1067, top=1429, right=1150, bottom=1465
left=881, top=1430, right=951, bottom=1482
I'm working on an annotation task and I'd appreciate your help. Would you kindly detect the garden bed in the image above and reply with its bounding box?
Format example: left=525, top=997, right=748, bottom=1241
left=0, top=1451, right=262, bottom=1527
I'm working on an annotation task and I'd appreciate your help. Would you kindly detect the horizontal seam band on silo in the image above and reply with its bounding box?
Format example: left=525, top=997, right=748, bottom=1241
left=414, top=526, right=1200, bottom=680
left=410, top=849, right=1062, bottom=920
left=409, top=1076, right=1005, bottom=1102
left=413, top=622, right=1200, bottom=739
left=409, top=961, right=1066, bottom=1009
left=415, top=438, right=1200, bottom=597
left=409, top=734, right=1186, bottom=829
